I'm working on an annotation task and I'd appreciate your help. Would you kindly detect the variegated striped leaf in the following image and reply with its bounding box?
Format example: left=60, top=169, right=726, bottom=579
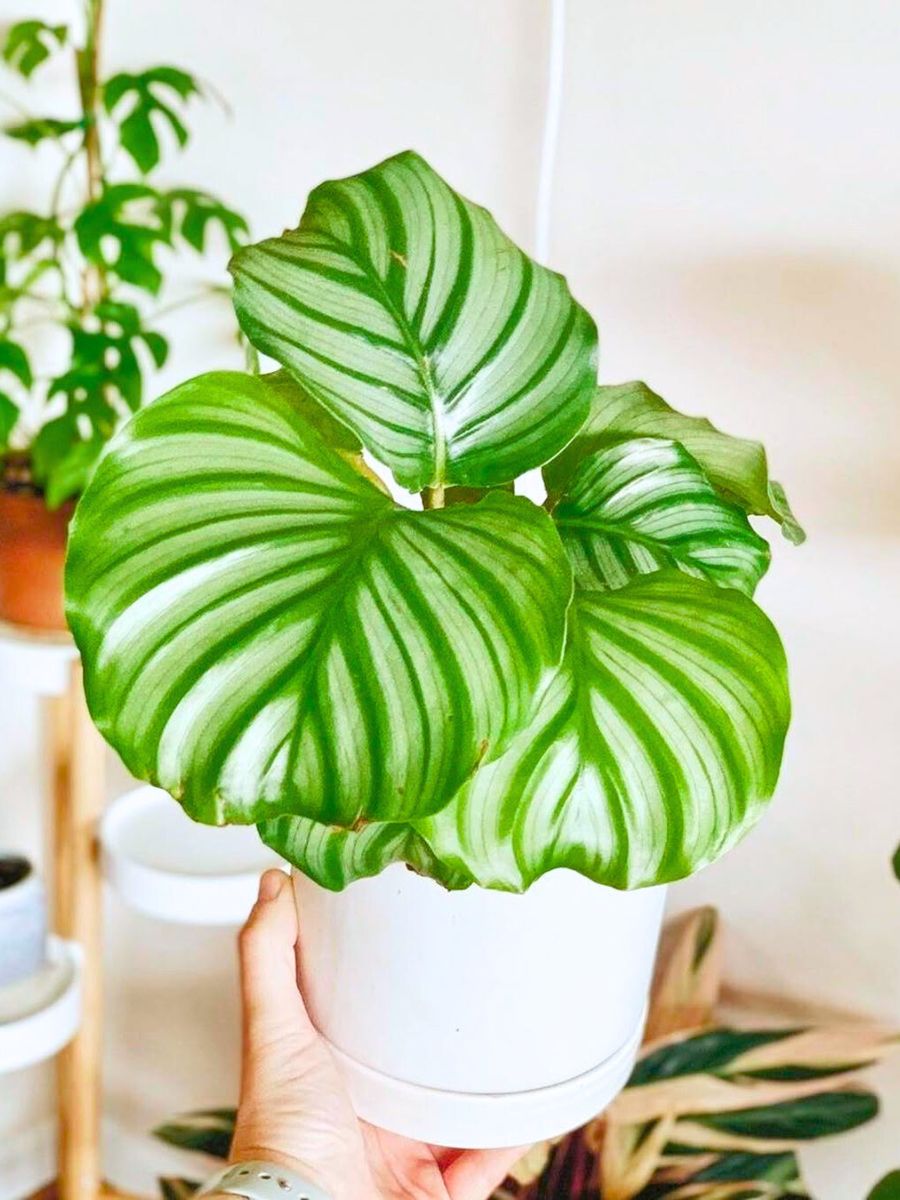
left=230, top=150, right=598, bottom=491
left=258, top=812, right=474, bottom=892
left=65, top=370, right=572, bottom=827
left=544, top=382, right=805, bottom=544
left=262, top=572, right=789, bottom=890
left=551, top=437, right=770, bottom=595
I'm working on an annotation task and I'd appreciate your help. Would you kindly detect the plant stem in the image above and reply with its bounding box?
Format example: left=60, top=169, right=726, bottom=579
left=421, top=484, right=445, bottom=510
left=50, top=144, right=82, bottom=216
left=76, top=0, right=106, bottom=312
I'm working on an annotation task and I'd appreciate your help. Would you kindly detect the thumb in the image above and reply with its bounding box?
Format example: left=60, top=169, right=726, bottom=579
left=444, top=1147, right=529, bottom=1200
left=238, top=869, right=314, bottom=1049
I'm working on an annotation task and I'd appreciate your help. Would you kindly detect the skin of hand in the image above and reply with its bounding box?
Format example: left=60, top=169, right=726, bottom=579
left=230, top=869, right=525, bottom=1200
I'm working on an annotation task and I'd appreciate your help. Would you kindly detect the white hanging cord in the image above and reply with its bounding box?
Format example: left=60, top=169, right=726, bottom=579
left=533, top=0, right=567, bottom=263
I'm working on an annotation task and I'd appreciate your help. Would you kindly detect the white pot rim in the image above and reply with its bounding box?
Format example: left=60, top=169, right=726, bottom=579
left=0, top=856, right=40, bottom=912
left=100, top=786, right=281, bottom=925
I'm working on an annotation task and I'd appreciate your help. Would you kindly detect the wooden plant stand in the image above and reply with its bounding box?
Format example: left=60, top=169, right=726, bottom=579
left=0, top=623, right=141, bottom=1200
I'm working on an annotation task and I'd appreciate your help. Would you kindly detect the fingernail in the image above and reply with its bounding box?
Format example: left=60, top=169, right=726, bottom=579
left=258, top=870, right=284, bottom=901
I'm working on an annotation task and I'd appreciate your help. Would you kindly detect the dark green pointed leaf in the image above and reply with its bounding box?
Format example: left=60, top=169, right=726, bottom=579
left=0, top=393, right=18, bottom=447
left=4, top=116, right=85, bottom=145
left=690, top=1151, right=801, bottom=1185
left=153, top=1107, right=235, bottom=1158
left=0, top=339, right=32, bottom=388
left=31, top=414, right=76, bottom=482
left=44, top=435, right=104, bottom=507
left=629, top=1031, right=797, bottom=1088
left=162, top=189, right=249, bottom=253
left=868, top=1171, right=900, bottom=1200
left=1, top=20, right=67, bottom=77
left=66, top=371, right=572, bottom=828
left=892, top=844, right=900, bottom=883
left=103, top=67, right=201, bottom=174
left=552, top=437, right=770, bottom=595
left=230, top=150, right=597, bottom=491
left=545, top=382, right=805, bottom=544
left=264, top=571, right=789, bottom=890
left=74, top=184, right=171, bottom=294
left=0, top=210, right=64, bottom=258
left=695, top=1089, right=878, bottom=1141
left=683, top=1151, right=805, bottom=1193
left=142, top=330, right=169, bottom=368
left=159, top=1179, right=201, bottom=1200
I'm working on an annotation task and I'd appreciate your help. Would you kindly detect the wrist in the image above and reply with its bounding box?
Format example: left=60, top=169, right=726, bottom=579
left=198, top=1159, right=333, bottom=1200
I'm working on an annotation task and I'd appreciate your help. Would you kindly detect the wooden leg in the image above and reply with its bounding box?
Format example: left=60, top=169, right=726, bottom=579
left=48, top=663, right=106, bottom=1200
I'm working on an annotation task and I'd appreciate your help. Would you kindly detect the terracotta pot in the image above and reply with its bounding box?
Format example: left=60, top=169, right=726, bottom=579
left=0, top=489, right=74, bottom=631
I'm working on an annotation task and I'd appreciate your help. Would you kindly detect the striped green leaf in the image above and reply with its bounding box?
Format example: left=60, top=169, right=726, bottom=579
left=263, top=572, right=789, bottom=891
left=230, top=150, right=598, bottom=491
left=694, top=1089, right=878, bottom=1141
left=258, top=812, right=474, bottom=892
left=545, top=382, right=805, bottom=544
left=551, top=437, right=770, bottom=595
left=629, top=1031, right=797, bottom=1088
left=635, top=1152, right=807, bottom=1199
left=65, top=370, right=572, bottom=827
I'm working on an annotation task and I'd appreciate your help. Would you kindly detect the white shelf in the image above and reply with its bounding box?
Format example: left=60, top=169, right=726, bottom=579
left=101, top=785, right=283, bottom=925
left=0, top=620, right=77, bottom=697
left=0, top=936, right=82, bottom=1075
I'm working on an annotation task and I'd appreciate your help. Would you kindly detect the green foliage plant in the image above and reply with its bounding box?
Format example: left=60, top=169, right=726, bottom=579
left=0, top=1, right=247, bottom=505
left=66, top=149, right=805, bottom=894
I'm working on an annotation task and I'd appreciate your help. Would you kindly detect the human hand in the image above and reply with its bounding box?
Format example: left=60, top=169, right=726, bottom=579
left=230, top=869, right=524, bottom=1200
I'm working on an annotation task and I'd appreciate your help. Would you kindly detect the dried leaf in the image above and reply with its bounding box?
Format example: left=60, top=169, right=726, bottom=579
left=646, top=907, right=723, bottom=1041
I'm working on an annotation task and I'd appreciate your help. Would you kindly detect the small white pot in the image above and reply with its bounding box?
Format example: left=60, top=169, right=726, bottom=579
left=0, top=856, right=47, bottom=989
left=293, top=865, right=666, bottom=1148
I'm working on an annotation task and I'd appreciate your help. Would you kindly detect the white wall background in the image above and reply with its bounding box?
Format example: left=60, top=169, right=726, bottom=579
left=1, top=1, right=898, bottom=1196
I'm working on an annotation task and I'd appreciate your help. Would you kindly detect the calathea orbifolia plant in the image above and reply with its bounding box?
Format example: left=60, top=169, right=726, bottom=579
left=65, top=151, right=802, bottom=892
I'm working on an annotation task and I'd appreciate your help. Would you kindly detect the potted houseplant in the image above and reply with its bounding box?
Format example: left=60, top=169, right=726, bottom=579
left=65, top=150, right=802, bottom=1147
left=0, top=3, right=246, bottom=629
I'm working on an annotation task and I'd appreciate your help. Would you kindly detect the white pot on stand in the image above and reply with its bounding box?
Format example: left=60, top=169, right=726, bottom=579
left=0, top=856, right=47, bottom=989
left=293, top=864, right=666, bottom=1148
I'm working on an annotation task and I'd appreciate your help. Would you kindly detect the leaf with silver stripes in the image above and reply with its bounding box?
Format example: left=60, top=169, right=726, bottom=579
left=551, top=437, right=770, bottom=595
left=261, top=572, right=789, bottom=891
left=258, top=812, right=475, bottom=892
left=230, top=150, right=598, bottom=491
left=545, top=381, right=805, bottom=544
left=65, top=370, right=573, bottom=827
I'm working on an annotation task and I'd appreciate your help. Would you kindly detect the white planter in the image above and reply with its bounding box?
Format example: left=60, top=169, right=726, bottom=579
left=101, top=786, right=283, bottom=926
left=293, top=865, right=666, bottom=1148
left=0, top=857, right=47, bottom=989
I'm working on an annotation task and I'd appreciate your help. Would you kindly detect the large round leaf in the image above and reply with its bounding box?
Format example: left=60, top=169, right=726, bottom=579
left=65, top=370, right=573, bottom=827
left=262, top=572, right=789, bottom=891
left=552, top=437, right=770, bottom=595
left=230, top=150, right=598, bottom=491
left=544, top=381, right=805, bottom=544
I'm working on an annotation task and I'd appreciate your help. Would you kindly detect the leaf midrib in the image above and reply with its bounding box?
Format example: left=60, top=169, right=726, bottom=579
left=317, top=228, right=447, bottom=487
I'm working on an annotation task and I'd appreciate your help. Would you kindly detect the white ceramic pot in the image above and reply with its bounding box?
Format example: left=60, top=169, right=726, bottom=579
left=0, top=856, right=47, bottom=989
left=293, top=865, right=666, bottom=1148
